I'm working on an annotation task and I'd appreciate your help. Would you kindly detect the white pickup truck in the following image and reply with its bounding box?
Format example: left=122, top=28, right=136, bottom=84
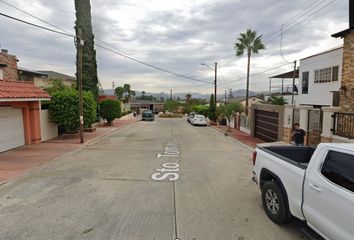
left=252, top=143, right=354, bottom=240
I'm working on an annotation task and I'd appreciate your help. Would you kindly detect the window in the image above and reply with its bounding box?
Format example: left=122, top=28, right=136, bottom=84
left=0, top=68, right=3, bottom=80
left=314, top=67, right=331, bottom=83
left=302, top=72, right=309, bottom=94
left=321, top=151, right=354, bottom=192
left=332, top=66, right=339, bottom=81
left=314, top=66, right=339, bottom=83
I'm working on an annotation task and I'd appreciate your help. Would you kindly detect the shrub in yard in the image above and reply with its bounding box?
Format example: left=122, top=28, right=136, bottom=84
left=49, top=89, right=97, bottom=133
left=99, top=99, right=121, bottom=123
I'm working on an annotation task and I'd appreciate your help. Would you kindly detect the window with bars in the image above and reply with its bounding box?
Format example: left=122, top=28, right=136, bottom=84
left=314, top=66, right=339, bottom=83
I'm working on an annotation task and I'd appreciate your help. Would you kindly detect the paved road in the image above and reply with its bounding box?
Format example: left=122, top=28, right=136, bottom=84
left=0, top=117, right=306, bottom=240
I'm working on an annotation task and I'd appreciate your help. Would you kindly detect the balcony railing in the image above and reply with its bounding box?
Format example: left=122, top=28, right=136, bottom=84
left=332, top=112, right=354, bottom=139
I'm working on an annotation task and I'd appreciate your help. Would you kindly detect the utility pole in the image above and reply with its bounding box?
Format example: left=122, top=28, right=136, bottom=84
left=291, top=60, right=297, bottom=105
left=112, top=81, right=115, bottom=91
left=77, top=28, right=84, bottom=144
left=224, top=90, right=227, bottom=102
left=170, top=89, right=172, bottom=100
left=214, top=62, right=217, bottom=106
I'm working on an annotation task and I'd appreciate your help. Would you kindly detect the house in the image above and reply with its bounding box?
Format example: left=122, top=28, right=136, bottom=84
left=227, top=96, right=263, bottom=108
left=296, top=46, right=343, bottom=107
left=0, top=49, right=53, bottom=152
left=0, top=81, right=51, bottom=153
left=130, top=100, right=164, bottom=114
left=18, top=69, right=76, bottom=88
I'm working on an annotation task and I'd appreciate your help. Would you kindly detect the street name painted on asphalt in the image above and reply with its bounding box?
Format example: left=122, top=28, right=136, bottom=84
left=152, top=143, right=180, bottom=181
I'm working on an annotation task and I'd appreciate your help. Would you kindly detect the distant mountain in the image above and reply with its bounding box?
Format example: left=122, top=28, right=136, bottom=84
left=102, top=89, right=260, bottom=100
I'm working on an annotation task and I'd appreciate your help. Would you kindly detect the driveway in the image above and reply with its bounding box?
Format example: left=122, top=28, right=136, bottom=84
left=0, top=117, right=306, bottom=240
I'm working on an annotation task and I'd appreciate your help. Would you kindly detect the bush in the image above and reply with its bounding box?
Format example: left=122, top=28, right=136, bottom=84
left=121, top=109, right=133, bottom=116
left=49, top=89, right=97, bottom=133
left=164, top=99, right=181, bottom=112
left=99, top=99, right=121, bottom=123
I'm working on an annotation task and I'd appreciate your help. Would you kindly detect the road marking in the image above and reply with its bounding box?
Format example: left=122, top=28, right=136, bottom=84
left=151, top=162, right=180, bottom=181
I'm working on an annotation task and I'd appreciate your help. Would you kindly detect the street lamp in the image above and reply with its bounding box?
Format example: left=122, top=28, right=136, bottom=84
left=201, top=62, right=217, bottom=105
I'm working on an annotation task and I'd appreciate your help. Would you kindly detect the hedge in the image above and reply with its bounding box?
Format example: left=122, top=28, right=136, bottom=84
left=49, top=89, right=97, bottom=133
left=99, top=99, right=121, bottom=123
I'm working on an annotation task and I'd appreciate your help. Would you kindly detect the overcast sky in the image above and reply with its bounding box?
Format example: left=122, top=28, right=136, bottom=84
left=0, top=0, right=348, bottom=95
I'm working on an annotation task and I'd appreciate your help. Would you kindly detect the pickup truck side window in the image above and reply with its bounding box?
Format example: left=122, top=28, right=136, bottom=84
left=321, top=151, right=354, bottom=192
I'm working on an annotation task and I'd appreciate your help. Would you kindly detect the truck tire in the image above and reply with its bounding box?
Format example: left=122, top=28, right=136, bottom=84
left=261, top=181, right=291, bottom=224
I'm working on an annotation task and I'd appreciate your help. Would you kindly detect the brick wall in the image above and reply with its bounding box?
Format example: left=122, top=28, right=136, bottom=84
left=340, top=32, right=354, bottom=112
left=0, top=51, right=18, bottom=81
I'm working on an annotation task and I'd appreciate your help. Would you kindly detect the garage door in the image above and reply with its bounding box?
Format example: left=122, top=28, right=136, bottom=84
left=0, top=107, right=25, bottom=152
left=255, top=110, right=279, bottom=142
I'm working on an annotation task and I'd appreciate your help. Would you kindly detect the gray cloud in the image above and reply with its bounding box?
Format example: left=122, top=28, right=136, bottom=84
left=0, top=0, right=348, bottom=93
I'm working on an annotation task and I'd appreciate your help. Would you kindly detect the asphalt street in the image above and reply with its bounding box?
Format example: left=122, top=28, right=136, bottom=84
left=0, top=117, right=306, bottom=240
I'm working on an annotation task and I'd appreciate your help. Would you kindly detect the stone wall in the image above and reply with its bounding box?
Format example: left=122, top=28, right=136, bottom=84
left=340, top=31, right=354, bottom=112
left=0, top=51, right=18, bottom=81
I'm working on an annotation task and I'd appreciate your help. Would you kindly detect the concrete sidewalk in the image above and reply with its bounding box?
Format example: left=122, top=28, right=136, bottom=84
left=0, top=117, right=137, bottom=184
left=212, top=125, right=264, bottom=148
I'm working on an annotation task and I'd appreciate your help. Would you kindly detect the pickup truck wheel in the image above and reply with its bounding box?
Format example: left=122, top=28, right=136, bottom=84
left=261, top=181, right=291, bottom=224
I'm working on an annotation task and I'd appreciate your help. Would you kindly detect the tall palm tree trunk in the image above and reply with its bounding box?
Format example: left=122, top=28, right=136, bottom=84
left=246, top=50, right=251, bottom=116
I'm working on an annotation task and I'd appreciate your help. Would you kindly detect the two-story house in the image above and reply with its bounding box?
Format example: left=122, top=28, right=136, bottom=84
left=296, top=46, right=342, bottom=107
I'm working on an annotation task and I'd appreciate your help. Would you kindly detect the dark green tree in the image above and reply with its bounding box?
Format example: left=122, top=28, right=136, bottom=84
left=74, top=0, right=99, bottom=100
left=208, top=94, right=216, bottom=121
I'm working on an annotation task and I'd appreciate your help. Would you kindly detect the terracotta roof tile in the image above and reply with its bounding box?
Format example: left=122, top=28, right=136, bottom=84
left=0, top=80, right=51, bottom=99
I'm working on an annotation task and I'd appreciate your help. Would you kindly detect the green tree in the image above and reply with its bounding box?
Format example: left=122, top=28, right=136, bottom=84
left=223, top=102, right=243, bottom=127
left=192, top=105, right=209, bottom=116
left=49, top=89, right=97, bottom=133
left=164, top=99, right=181, bottom=112
left=185, top=93, right=192, bottom=103
left=234, top=29, right=265, bottom=115
left=114, top=86, right=125, bottom=99
left=99, top=99, right=121, bottom=123
left=208, top=94, right=216, bottom=121
left=74, top=0, right=99, bottom=100
left=142, top=91, right=146, bottom=97
left=268, top=96, right=288, bottom=105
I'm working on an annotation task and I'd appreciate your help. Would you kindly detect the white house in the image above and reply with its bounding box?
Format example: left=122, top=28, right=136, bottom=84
left=296, top=46, right=343, bottom=107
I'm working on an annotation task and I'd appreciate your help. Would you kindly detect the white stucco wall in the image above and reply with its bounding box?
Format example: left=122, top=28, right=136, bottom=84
left=40, top=110, right=58, bottom=141
left=297, top=47, right=342, bottom=106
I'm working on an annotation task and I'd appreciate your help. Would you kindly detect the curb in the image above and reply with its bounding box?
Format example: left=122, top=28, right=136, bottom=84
left=210, top=126, right=255, bottom=151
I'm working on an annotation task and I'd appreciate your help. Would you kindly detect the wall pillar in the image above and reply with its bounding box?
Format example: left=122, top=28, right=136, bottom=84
left=22, top=105, right=32, bottom=145
left=283, top=104, right=295, bottom=143
left=29, top=101, right=41, bottom=144
left=321, top=107, right=340, bottom=143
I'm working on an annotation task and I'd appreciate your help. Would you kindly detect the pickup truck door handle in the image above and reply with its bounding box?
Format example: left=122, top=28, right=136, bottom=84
left=309, top=184, right=322, bottom=193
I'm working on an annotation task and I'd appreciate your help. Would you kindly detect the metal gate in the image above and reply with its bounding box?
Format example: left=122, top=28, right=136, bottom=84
left=307, top=109, right=322, bottom=147
left=255, top=110, right=279, bottom=142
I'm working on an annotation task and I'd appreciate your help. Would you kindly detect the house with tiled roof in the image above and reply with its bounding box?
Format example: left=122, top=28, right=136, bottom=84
left=0, top=49, right=51, bottom=152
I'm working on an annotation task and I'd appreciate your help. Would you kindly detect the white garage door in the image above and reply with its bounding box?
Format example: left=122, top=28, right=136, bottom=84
left=0, top=107, right=25, bottom=152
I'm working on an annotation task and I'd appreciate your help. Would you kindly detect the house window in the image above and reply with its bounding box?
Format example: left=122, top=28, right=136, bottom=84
left=302, top=71, right=309, bottom=94
left=314, top=66, right=339, bottom=83
left=314, top=67, right=332, bottom=83
left=332, top=66, right=339, bottom=81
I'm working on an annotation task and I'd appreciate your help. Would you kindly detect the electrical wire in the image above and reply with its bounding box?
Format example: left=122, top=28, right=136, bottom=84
left=0, top=8, right=213, bottom=85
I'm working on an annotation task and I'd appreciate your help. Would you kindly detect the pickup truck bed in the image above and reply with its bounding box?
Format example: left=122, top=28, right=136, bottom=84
left=259, top=146, right=315, bottom=169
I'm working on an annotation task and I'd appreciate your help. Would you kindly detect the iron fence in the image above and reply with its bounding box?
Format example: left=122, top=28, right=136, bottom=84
left=332, top=112, right=354, bottom=139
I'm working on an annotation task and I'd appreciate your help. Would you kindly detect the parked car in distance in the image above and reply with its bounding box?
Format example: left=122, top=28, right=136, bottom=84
left=191, top=115, right=207, bottom=126
left=252, top=143, right=354, bottom=240
left=187, top=112, right=196, bottom=123
left=142, top=110, right=155, bottom=121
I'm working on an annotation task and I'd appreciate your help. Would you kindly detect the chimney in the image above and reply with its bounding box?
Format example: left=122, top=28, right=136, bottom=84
left=350, top=0, right=354, bottom=28
left=1, top=49, right=8, bottom=54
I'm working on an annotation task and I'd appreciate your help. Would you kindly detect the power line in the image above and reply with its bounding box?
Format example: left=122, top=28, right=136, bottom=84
left=0, top=8, right=213, bottom=85
left=0, top=12, right=75, bottom=37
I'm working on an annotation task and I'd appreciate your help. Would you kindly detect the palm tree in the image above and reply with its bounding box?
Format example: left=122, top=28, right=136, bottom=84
left=234, top=29, right=265, bottom=116
left=185, top=93, right=192, bottom=103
